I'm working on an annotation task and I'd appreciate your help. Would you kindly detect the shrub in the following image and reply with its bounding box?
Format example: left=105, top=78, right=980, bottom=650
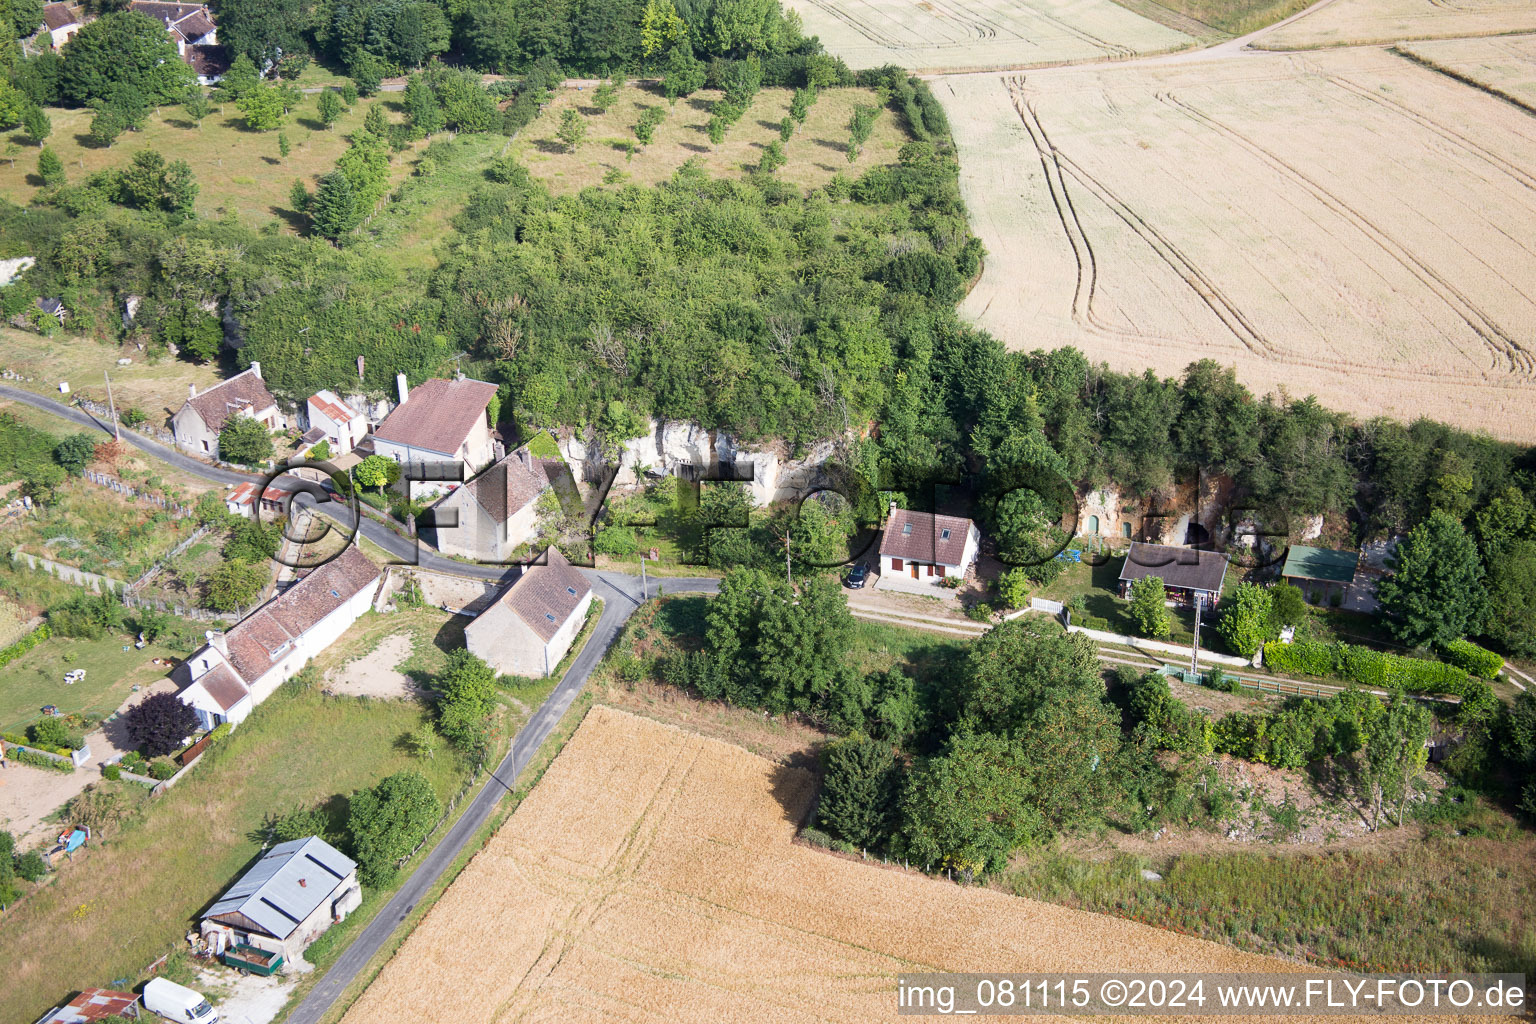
left=1442, top=639, right=1503, bottom=679
left=0, top=624, right=50, bottom=667
left=996, top=569, right=1031, bottom=609
left=148, top=757, right=177, bottom=780
left=102, top=763, right=122, bottom=780
left=124, top=692, right=198, bottom=757
left=29, top=716, right=80, bottom=751
left=15, top=850, right=46, bottom=882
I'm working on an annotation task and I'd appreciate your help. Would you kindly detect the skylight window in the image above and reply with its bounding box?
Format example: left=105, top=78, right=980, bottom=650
left=902, top=523, right=912, bottom=535
left=940, top=528, right=951, bottom=541
left=567, top=586, right=577, bottom=596
left=545, top=613, right=556, bottom=622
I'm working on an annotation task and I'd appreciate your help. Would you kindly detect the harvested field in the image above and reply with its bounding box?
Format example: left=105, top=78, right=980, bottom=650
left=1258, top=0, right=1536, bottom=49
left=343, top=706, right=1331, bottom=1024
left=780, top=0, right=1194, bottom=72
left=942, top=48, right=1536, bottom=441
left=1400, top=33, right=1536, bottom=112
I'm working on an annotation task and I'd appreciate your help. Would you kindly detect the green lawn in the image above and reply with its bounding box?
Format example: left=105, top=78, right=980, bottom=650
left=0, top=93, right=414, bottom=228
left=0, top=685, right=471, bottom=1024
left=0, top=629, right=181, bottom=735
left=1034, top=555, right=1202, bottom=647
left=1002, top=823, right=1536, bottom=975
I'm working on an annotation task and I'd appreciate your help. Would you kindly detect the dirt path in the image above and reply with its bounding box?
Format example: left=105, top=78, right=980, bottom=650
left=323, top=634, right=422, bottom=700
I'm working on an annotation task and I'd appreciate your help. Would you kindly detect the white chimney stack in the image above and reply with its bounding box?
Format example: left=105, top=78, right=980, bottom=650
left=357, top=355, right=365, bottom=382
left=396, top=373, right=409, bottom=405
left=189, top=383, right=198, bottom=399
left=250, top=361, right=261, bottom=378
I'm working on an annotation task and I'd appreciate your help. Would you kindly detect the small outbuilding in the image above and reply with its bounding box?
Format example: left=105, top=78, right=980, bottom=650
left=1117, top=541, right=1227, bottom=613
left=200, top=836, right=361, bottom=965
left=465, top=547, right=593, bottom=678
left=1282, top=545, right=1359, bottom=602
left=35, top=988, right=142, bottom=1023
left=172, top=364, right=285, bottom=460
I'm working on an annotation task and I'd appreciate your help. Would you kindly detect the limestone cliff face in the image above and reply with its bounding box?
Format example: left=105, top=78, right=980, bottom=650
left=556, top=419, right=845, bottom=507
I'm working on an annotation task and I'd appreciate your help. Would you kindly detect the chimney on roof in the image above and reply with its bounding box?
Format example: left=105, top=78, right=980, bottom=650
left=298, top=877, right=307, bottom=887
left=519, top=448, right=531, bottom=469
left=189, top=383, right=198, bottom=399
left=250, top=361, right=261, bottom=379
left=396, top=373, right=409, bottom=405
left=889, top=500, right=897, bottom=518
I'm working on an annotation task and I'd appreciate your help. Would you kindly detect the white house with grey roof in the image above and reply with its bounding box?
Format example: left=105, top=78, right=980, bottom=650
left=200, top=836, right=361, bottom=964
left=464, top=547, right=593, bottom=677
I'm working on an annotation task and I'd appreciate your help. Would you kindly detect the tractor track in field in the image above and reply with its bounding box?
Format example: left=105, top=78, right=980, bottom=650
left=1159, top=91, right=1536, bottom=378
left=1006, top=75, right=1268, bottom=354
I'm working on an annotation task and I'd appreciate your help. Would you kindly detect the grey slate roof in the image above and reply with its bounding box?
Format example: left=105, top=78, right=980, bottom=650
left=1117, top=542, right=1228, bottom=595
left=204, top=836, right=355, bottom=940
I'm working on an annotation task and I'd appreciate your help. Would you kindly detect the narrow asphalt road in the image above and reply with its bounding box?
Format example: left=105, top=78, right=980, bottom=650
left=283, top=571, right=718, bottom=1024
left=3, top=381, right=725, bottom=1022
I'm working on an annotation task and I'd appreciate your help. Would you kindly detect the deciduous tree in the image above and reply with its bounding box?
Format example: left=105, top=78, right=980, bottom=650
left=124, top=692, right=198, bottom=757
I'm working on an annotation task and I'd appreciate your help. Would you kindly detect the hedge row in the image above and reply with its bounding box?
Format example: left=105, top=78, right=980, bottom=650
left=0, top=623, right=50, bottom=667
left=1441, top=639, right=1503, bottom=680
left=8, top=747, right=73, bottom=772
left=1, top=730, right=74, bottom=759
left=1262, top=639, right=1497, bottom=720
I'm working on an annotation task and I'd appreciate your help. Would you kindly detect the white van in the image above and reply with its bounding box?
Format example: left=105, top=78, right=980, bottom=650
left=142, top=978, right=219, bottom=1024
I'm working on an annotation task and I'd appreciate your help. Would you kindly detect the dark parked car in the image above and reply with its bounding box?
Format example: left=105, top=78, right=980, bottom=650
left=844, top=563, right=869, bottom=589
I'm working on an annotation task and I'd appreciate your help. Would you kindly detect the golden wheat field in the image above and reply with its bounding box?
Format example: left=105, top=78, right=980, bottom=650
left=941, top=47, right=1536, bottom=441
left=1257, top=0, right=1536, bottom=49
left=344, top=706, right=1351, bottom=1024
left=779, top=0, right=1193, bottom=72
left=1400, top=34, right=1536, bottom=111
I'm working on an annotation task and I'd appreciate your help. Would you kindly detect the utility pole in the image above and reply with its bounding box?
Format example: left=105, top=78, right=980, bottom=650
left=639, top=553, right=647, bottom=601
left=103, top=370, right=120, bottom=441
left=784, top=529, right=792, bottom=586
left=1190, top=592, right=1203, bottom=679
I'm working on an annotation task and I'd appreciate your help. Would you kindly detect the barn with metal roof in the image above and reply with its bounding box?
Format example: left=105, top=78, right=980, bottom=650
left=200, top=836, right=361, bottom=963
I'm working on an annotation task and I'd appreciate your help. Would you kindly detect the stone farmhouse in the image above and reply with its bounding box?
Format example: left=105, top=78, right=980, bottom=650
left=465, top=548, right=593, bottom=678
left=371, top=375, right=499, bottom=495
left=172, top=363, right=285, bottom=461
left=426, top=447, right=555, bottom=563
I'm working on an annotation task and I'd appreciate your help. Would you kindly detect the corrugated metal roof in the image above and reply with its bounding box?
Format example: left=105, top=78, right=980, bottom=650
left=204, top=836, right=356, bottom=940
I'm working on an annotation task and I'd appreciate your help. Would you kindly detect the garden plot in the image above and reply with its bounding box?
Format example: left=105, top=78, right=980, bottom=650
left=342, top=706, right=1313, bottom=1024
left=942, top=48, right=1536, bottom=441
left=781, top=0, right=1194, bottom=72
left=1258, top=0, right=1536, bottom=50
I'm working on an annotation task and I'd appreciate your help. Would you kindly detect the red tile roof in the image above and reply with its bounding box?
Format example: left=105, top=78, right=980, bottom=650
left=175, top=9, right=214, bottom=37
left=496, top=547, right=590, bottom=643
left=183, top=367, right=277, bottom=435
left=308, top=390, right=360, bottom=426
left=196, top=662, right=250, bottom=712
left=127, top=1, right=205, bottom=24
left=186, top=43, right=229, bottom=77
left=372, top=378, right=497, bottom=457
left=221, top=545, right=380, bottom=683
left=879, top=508, right=972, bottom=565
left=40, top=3, right=82, bottom=31
left=227, top=482, right=259, bottom=507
